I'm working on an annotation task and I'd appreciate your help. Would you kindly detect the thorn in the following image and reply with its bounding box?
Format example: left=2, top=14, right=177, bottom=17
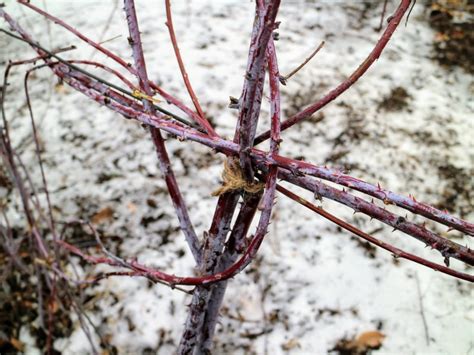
left=443, top=256, right=450, bottom=267
left=446, top=227, right=454, bottom=233
left=241, top=146, right=251, bottom=154
left=314, top=191, right=323, bottom=201
left=405, top=0, right=416, bottom=27
left=290, top=167, right=303, bottom=177
left=395, top=216, right=406, bottom=226
left=377, top=182, right=382, bottom=191
left=228, top=96, right=240, bottom=109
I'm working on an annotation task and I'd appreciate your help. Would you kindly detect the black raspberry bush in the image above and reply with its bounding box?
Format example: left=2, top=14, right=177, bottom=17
left=0, top=0, right=472, bottom=354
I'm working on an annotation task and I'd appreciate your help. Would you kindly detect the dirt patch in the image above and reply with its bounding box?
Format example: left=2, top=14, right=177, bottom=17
left=0, top=166, right=11, bottom=189
left=378, top=87, right=412, bottom=112
left=427, top=0, right=474, bottom=73
left=0, top=236, right=72, bottom=355
left=436, top=163, right=474, bottom=219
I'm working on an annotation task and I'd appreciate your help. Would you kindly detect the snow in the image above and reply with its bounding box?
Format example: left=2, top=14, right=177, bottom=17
left=1, top=0, right=473, bottom=354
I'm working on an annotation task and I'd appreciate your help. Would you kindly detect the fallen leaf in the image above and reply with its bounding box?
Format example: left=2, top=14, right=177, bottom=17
left=331, top=330, right=386, bottom=354
left=54, top=82, right=68, bottom=94
left=91, top=207, right=114, bottom=224
left=434, top=32, right=450, bottom=42
left=281, top=338, right=300, bottom=351
left=49, top=299, right=60, bottom=314
left=355, top=330, right=385, bottom=349
left=10, top=338, right=24, bottom=352
left=127, top=202, right=137, bottom=213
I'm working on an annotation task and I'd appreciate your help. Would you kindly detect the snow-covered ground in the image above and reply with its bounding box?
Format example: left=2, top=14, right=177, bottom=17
left=1, top=1, right=473, bottom=354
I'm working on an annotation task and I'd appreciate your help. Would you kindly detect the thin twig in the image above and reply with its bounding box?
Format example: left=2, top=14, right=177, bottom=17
left=24, top=68, right=57, bottom=240
left=377, top=0, right=389, bottom=32
left=405, top=0, right=417, bottom=27
left=280, top=40, right=325, bottom=84
left=415, top=272, right=431, bottom=345
left=165, top=0, right=215, bottom=136
left=89, top=0, right=119, bottom=59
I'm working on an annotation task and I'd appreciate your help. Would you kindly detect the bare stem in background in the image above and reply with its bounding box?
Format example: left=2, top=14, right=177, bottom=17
left=123, top=0, right=202, bottom=264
